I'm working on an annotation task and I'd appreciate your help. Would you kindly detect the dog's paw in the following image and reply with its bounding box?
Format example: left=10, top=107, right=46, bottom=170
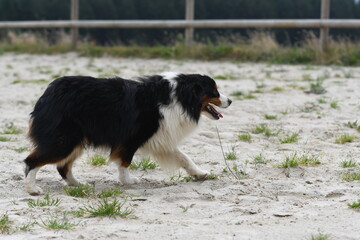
left=119, top=176, right=140, bottom=185
left=26, top=185, right=44, bottom=196
left=193, top=169, right=210, bottom=180
left=65, top=179, right=81, bottom=187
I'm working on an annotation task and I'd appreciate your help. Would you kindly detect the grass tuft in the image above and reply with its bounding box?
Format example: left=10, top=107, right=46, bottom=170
left=89, top=154, right=107, bottom=166
left=28, top=193, right=61, bottom=207
left=280, top=154, right=299, bottom=168
left=64, top=184, right=95, bottom=198
left=97, top=188, right=124, bottom=198
left=335, top=134, right=356, bottom=144
left=342, top=172, right=360, bottom=181
left=225, top=145, right=237, bottom=160
left=0, top=136, right=11, bottom=142
left=279, top=133, right=299, bottom=144
left=252, top=124, right=278, bottom=137
left=344, top=120, right=360, bottom=132
left=330, top=100, right=339, bottom=109
left=82, top=198, right=134, bottom=218
left=348, top=199, right=360, bottom=211
left=13, top=147, right=29, bottom=153
left=341, top=160, right=358, bottom=168
left=230, top=91, right=244, bottom=97
left=252, top=153, right=268, bottom=165
left=40, top=215, right=76, bottom=230
left=310, top=233, right=330, bottom=240
left=271, top=86, right=285, bottom=92
left=280, top=153, right=320, bottom=168
left=1, top=123, right=21, bottom=135
left=264, top=114, right=277, bottom=120
left=130, top=157, right=157, bottom=170
left=238, top=133, right=252, bottom=142
left=308, top=77, right=326, bottom=94
left=11, top=79, right=48, bottom=84
left=0, top=214, right=11, bottom=234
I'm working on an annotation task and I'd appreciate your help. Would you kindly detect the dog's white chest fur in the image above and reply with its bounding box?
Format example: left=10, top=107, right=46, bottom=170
left=141, top=101, right=197, bottom=153
left=140, top=100, right=198, bottom=169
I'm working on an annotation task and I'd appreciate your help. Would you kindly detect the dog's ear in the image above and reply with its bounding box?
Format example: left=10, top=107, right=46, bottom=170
left=192, top=83, right=203, bottom=97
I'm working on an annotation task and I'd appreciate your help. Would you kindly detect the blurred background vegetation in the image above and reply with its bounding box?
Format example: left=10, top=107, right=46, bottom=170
left=1, top=0, right=360, bottom=65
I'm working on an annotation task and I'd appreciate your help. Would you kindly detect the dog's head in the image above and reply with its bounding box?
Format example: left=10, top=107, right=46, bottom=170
left=168, top=73, right=232, bottom=121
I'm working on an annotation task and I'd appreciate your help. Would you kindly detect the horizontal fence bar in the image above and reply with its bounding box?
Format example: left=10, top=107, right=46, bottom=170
left=1, top=19, right=360, bottom=29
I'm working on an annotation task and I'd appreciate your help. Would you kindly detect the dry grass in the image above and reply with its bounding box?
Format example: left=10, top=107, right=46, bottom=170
left=2, top=30, right=360, bottom=65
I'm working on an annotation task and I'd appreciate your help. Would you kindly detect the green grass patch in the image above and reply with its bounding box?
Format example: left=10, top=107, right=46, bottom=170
left=341, top=160, right=358, bottom=168
left=64, top=184, right=95, bottom=198
left=252, top=124, right=278, bottom=137
left=40, top=215, right=76, bottom=230
left=11, top=79, right=48, bottom=84
left=0, top=214, right=11, bottom=234
left=0, top=136, right=11, bottom=142
left=97, top=188, right=124, bottom=198
left=330, top=100, right=339, bottom=109
left=264, top=114, right=277, bottom=120
left=348, top=199, right=360, bottom=211
left=13, top=147, right=29, bottom=153
left=280, top=153, right=320, bottom=168
left=297, top=153, right=321, bottom=166
left=335, top=134, right=356, bottom=144
left=89, top=154, right=107, bottom=166
left=342, top=172, right=360, bottom=181
left=280, top=154, right=299, bottom=168
left=82, top=199, right=134, bottom=218
left=28, top=193, right=61, bottom=207
left=1, top=124, right=21, bottom=135
left=238, top=133, right=252, bottom=142
left=235, top=92, right=257, bottom=100
left=230, top=91, right=244, bottom=97
left=310, top=234, right=330, bottom=240
left=344, top=120, right=360, bottom=132
left=225, top=145, right=237, bottom=160
left=214, top=74, right=237, bottom=80
left=252, top=154, right=268, bottom=165
left=308, top=77, right=326, bottom=94
left=279, top=133, right=299, bottom=144
left=317, top=98, right=327, bottom=104
left=130, top=157, right=157, bottom=170
left=271, top=86, right=285, bottom=92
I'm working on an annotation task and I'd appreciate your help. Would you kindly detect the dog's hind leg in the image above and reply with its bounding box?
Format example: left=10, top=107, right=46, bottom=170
left=24, top=150, right=47, bottom=195
left=57, top=146, right=83, bottom=186
left=110, top=146, right=140, bottom=185
left=173, top=148, right=209, bottom=180
left=24, top=144, right=82, bottom=195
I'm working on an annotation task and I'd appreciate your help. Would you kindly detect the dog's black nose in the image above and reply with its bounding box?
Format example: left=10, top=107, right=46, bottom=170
left=228, top=99, right=232, bottom=106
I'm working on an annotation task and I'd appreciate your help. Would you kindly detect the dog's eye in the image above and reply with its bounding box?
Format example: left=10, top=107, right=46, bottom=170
left=213, top=89, right=220, bottom=97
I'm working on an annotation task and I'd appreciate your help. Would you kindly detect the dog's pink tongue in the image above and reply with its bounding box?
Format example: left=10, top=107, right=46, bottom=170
left=209, top=105, right=223, bottom=118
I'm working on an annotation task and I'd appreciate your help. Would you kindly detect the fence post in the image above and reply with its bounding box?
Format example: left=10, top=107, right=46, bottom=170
left=71, top=0, right=79, bottom=50
left=185, top=0, right=194, bottom=48
left=320, top=0, right=330, bottom=51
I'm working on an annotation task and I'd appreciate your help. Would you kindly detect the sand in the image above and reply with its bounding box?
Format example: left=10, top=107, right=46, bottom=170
left=0, top=53, right=359, bottom=240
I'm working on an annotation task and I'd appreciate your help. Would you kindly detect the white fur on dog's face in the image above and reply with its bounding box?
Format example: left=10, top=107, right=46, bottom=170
left=202, top=91, right=232, bottom=120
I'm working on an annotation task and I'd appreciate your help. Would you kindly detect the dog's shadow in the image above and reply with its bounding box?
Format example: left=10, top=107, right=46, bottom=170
left=38, top=176, right=196, bottom=196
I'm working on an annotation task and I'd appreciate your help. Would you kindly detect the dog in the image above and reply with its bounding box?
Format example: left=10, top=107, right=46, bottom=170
left=23, top=72, right=232, bottom=195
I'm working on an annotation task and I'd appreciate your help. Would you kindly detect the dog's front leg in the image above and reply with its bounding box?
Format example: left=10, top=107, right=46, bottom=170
left=110, top=147, right=139, bottom=185
left=116, top=163, right=140, bottom=185
left=174, top=148, right=209, bottom=179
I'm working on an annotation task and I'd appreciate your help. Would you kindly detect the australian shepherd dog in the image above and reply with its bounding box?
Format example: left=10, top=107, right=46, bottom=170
left=24, top=72, right=232, bottom=195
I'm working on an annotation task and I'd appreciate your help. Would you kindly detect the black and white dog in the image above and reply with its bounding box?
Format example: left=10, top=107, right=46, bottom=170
left=24, top=72, right=232, bottom=195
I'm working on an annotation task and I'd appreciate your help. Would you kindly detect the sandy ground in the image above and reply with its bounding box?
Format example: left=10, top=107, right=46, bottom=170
left=0, top=53, right=359, bottom=240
